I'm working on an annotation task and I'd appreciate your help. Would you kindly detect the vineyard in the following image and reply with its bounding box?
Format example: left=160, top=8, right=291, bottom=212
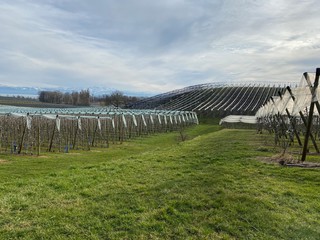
left=0, top=105, right=197, bottom=154
left=125, top=67, right=320, bottom=162
left=128, top=82, right=292, bottom=116
left=2, top=69, right=320, bottom=162
left=256, top=69, right=320, bottom=162
left=1, top=73, right=320, bottom=239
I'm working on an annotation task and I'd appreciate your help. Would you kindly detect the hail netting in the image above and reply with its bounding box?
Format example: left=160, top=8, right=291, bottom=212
left=219, top=115, right=257, bottom=125
left=254, top=70, right=320, bottom=158
left=277, top=90, right=294, bottom=115
left=0, top=107, right=198, bottom=154
left=291, top=74, right=314, bottom=117
left=255, top=73, right=319, bottom=118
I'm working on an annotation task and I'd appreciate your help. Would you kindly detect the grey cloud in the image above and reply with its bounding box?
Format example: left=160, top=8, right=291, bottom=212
left=0, top=0, right=319, bottom=95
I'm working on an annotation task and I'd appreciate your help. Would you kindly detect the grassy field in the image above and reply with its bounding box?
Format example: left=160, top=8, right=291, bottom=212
left=0, top=123, right=319, bottom=239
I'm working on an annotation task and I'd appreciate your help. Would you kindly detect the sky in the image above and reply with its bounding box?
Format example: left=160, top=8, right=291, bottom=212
left=0, top=0, right=319, bottom=96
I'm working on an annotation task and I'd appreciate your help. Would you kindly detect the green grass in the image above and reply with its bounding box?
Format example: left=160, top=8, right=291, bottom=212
left=0, top=124, right=319, bottom=239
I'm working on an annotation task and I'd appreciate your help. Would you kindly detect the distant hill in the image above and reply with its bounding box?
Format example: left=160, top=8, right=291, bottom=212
left=0, top=85, right=39, bottom=98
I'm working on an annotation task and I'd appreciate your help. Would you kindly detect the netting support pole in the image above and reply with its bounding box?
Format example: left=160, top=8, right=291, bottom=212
left=37, top=119, right=41, bottom=156
left=73, top=121, right=78, bottom=150
left=92, top=121, right=98, bottom=147
left=285, top=108, right=302, bottom=146
left=18, top=117, right=27, bottom=154
left=271, top=97, right=292, bottom=142
left=48, top=122, right=56, bottom=152
left=304, top=71, right=320, bottom=114
left=278, top=90, right=302, bottom=146
left=287, top=86, right=319, bottom=153
left=299, top=112, right=319, bottom=153
left=301, top=68, right=320, bottom=162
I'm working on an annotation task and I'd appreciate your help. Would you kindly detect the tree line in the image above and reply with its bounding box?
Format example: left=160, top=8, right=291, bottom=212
left=39, top=89, right=142, bottom=107
left=93, top=91, right=142, bottom=107
left=38, top=89, right=90, bottom=106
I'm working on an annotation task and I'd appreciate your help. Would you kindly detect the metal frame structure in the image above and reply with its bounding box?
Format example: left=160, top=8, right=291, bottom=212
left=0, top=106, right=198, bottom=155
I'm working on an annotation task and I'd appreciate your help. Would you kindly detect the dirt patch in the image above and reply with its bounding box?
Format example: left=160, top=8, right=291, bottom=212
left=0, top=159, right=8, bottom=164
left=257, top=154, right=320, bottom=168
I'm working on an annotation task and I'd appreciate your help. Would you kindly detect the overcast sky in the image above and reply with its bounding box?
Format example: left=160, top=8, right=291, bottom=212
left=0, top=0, right=319, bottom=95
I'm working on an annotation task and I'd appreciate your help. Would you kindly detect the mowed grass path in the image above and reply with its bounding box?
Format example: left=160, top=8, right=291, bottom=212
left=0, top=124, right=319, bottom=239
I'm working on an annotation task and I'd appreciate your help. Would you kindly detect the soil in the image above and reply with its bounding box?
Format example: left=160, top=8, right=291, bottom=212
left=257, top=155, right=320, bottom=168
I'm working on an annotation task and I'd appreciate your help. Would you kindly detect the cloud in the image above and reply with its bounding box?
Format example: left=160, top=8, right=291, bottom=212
left=0, top=0, right=319, bottom=95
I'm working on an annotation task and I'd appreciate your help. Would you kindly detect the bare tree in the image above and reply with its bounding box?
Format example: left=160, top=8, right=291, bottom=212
left=39, top=89, right=91, bottom=106
left=110, top=90, right=124, bottom=107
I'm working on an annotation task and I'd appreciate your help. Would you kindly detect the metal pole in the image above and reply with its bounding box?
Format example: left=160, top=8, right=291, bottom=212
left=38, top=118, right=41, bottom=156
left=287, top=86, right=319, bottom=153
left=301, top=68, right=320, bottom=161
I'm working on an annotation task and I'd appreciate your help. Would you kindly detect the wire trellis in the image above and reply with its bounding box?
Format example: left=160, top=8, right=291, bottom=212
left=0, top=106, right=198, bottom=154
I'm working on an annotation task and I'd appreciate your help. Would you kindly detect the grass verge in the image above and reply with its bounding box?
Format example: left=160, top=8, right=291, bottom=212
left=0, top=124, right=319, bottom=239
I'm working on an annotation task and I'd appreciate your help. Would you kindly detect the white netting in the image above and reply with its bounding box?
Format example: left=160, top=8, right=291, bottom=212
left=132, top=114, right=137, bottom=127
left=97, top=117, right=101, bottom=131
left=255, top=100, right=273, bottom=118
left=194, top=112, right=199, bottom=124
left=219, top=115, right=257, bottom=124
left=78, top=117, right=82, bottom=130
left=122, top=114, right=127, bottom=128
left=56, top=117, right=61, bottom=132
left=141, top=115, right=147, bottom=126
left=255, top=72, right=319, bottom=118
left=277, top=90, right=294, bottom=115
left=270, top=96, right=281, bottom=115
left=291, top=74, right=313, bottom=116
left=26, top=115, right=32, bottom=130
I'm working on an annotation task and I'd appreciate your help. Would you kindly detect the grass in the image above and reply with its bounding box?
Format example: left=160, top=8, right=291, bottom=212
left=0, top=123, right=319, bottom=239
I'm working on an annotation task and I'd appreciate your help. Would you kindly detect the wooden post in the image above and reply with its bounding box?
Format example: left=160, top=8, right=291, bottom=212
left=299, top=111, right=320, bottom=153
left=105, top=119, right=109, bottom=148
left=301, top=69, right=320, bottom=161
left=72, top=118, right=79, bottom=150
left=287, top=86, right=319, bottom=153
left=277, top=90, right=301, bottom=145
left=270, top=97, right=292, bottom=141
left=91, top=118, right=98, bottom=147
left=304, top=71, right=320, bottom=115
left=48, top=121, right=56, bottom=152
left=37, top=118, right=41, bottom=156
left=18, top=116, right=27, bottom=154
left=285, top=108, right=302, bottom=146
left=87, top=118, right=91, bottom=151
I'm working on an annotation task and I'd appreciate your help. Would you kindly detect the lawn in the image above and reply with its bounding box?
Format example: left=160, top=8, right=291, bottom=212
left=0, top=123, right=319, bottom=239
